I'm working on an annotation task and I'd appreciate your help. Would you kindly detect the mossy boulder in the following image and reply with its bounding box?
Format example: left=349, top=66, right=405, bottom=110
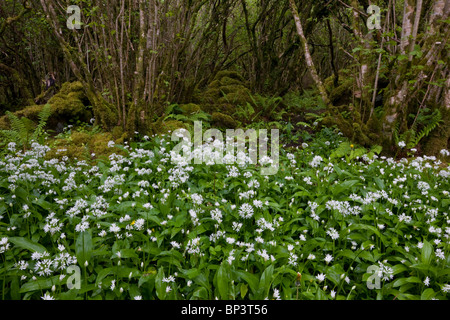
left=111, top=125, right=128, bottom=145
left=179, top=103, right=202, bottom=115
left=0, top=81, right=92, bottom=131
left=70, top=131, right=91, bottom=145
left=45, top=130, right=125, bottom=162
left=211, top=112, right=238, bottom=129
left=155, top=120, right=187, bottom=135
left=46, top=81, right=91, bottom=124
left=199, top=70, right=253, bottom=117
left=213, top=70, right=245, bottom=83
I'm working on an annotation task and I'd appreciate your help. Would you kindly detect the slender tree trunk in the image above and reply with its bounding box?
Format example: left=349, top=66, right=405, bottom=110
left=39, top=0, right=118, bottom=129
left=128, top=0, right=148, bottom=134
left=382, top=0, right=416, bottom=140
left=288, top=0, right=331, bottom=107
left=409, top=0, right=423, bottom=61
left=326, top=18, right=339, bottom=87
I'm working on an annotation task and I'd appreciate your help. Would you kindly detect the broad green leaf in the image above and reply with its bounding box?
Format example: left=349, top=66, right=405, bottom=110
left=333, top=180, right=360, bottom=196
left=233, top=270, right=259, bottom=294
left=421, top=288, right=435, bottom=300
left=58, top=289, right=82, bottom=300
left=442, top=199, right=450, bottom=208
left=392, top=264, right=407, bottom=276
left=337, top=249, right=358, bottom=261
left=20, top=276, right=60, bottom=293
left=421, top=241, right=433, bottom=265
left=11, top=276, right=20, bottom=300
left=326, top=264, right=346, bottom=286
left=240, top=283, right=248, bottom=299
left=75, top=231, right=93, bottom=266
left=9, top=237, right=46, bottom=253
left=349, top=224, right=387, bottom=245
left=216, top=262, right=230, bottom=300
left=95, top=267, right=114, bottom=288
left=191, top=286, right=209, bottom=300
left=155, top=267, right=166, bottom=300
left=359, top=251, right=375, bottom=263
left=373, top=177, right=385, bottom=190
left=392, top=278, right=409, bottom=287
left=258, top=264, right=274, bottom=299
left=119, top=248, right=138, bottom=259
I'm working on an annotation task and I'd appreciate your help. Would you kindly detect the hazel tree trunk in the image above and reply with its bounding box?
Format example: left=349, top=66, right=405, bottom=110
left=382, top=0, right=416, bottom=141
left=39, top=0, right=120, bottom=130
left=288, top=0, right=331, bottom=108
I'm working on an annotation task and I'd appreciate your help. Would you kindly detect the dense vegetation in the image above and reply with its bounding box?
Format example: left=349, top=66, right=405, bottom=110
left=0, top=0, right=449, bottom=300
left=0, top=127, right=449, bottom=300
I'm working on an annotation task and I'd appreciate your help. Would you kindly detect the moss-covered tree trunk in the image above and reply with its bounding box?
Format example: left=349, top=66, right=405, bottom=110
left=382, top=0, right=449, bottom=152
left=288, top=0, right=331, bottom=108
left=39, top=0, right=118, bottom=130
left=381, top=0, right=416, bottom=146
left=127, top=0, right=148, bottom=135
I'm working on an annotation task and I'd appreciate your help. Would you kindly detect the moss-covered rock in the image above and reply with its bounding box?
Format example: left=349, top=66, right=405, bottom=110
left=70, top=131, right=91, bottom=145
left=111, top=125, right=128, bottom=145
left=199, top=70, right=253, bottom=117
left=214, top=70, right=246, bottom=83
left=47, top=81, right=91, bottom=124
left=45, top=130, right=125, bottom=162
left=0, top=81, right=92, bottom=131
left=211, top=112, right=238, bottom=129
left=154, top=120, right=187, bottom=135
left=179, top=103, right=202, bottom=115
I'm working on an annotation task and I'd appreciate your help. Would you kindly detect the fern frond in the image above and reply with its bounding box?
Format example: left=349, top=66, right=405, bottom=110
left=0, top=129, right=21, bottom=143
left=412, top=109, right=442, bottom=147
left=392, top=121, right=400, bottom=144
left=5, top=111, right=29, bottom=146
left=32, top=104, right=52, bottom=142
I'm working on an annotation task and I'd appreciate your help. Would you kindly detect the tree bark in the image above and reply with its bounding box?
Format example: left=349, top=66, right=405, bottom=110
left=39, top=0, right=118, bottom=129
left=288, top=0, right=331, bottom=107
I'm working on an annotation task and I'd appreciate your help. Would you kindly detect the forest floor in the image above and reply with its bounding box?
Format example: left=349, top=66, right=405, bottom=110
left=0, top=117, right=449, bottom=300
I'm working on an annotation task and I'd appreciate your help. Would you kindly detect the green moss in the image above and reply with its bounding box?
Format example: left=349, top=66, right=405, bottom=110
left=47, top=81, right=87, bottom=117
left=329, top=78, right=353, bottom=104
left=44, top=129, right=125, bottom=163
left=154, top=120, right=187, bottom=135
left=179, top=103, right=201, bottom=115
left=220, top=77, right=244, bottom=87
left=211, top=112, right=238, bottom=129
left=208, top=80, right=222, bottom=89
left=0, top=81, right=92, bottom=130
left=90, top=132, right=116, bottom=160
left=422, top=106, right=450, bottom=158
left=214, top=70, right=245, bottom=83
left=324, top=75, right=336, bottom=93
left=111, top=126, right=125, bottom=140
left=202, top=88, right=222, bottom=104
left=0, top=105, right=41, bottom=129
left=199, top=70, right=253, bottom=118
left=0, top=116, right=8, bottom=130
left=44, top=142, right=87, bottom=162
left=70, top=131, right=91, bottom=145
